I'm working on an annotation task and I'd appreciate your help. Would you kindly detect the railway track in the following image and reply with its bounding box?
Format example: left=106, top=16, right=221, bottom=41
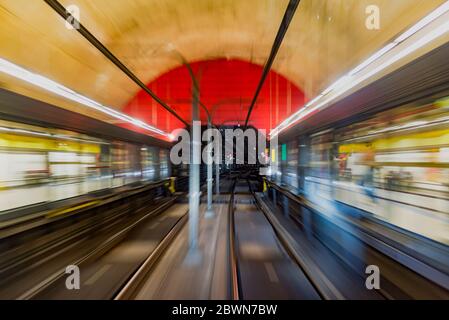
left=228, top=175, right=322, bottom=300
left=257, top=179, right=449, bottom=299
left=87, top=172, right=449, bottom=300
left=0, top=183, right=180, bottom=299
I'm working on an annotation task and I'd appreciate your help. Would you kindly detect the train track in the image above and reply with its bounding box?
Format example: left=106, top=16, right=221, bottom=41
left=227, top=174, right=324, bottom=300
left=53, top=171, right=448, bottom=300
left=26, top=198, right=179, bottom=300
left=114, top=213, right=188, bottom=300
left=259, top=179, right=449, bottom=299
left=0, top=184, right=180, bottom=299
left=226, top=172, right=445, bottom=300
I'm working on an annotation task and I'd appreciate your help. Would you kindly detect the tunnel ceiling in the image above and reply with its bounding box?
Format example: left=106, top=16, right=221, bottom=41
left=0, top=0, right=446, bottom=137
left=122, top=59, right=306, bottom=132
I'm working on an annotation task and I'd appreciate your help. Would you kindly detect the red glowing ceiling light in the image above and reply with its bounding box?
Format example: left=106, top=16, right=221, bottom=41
left=123, top=59, right=305, bottom=134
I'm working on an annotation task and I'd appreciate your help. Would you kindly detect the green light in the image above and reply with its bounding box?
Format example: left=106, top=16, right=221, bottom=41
left=281, top=144, right=287, bottom=161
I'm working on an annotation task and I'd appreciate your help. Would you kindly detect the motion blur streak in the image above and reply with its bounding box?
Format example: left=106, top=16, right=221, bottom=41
left=274, top=99, right=449, bottom=244
left=0, top=119, right=169, bottom=211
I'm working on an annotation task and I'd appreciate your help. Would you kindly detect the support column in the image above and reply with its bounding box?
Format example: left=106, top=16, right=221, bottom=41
left=206, top=122, right=214, bottom=217
left=188, top=86, right=200, bottom=250
left=298, top=136, right=310, bottom=194
left=215, top=163, right=220, bottom=195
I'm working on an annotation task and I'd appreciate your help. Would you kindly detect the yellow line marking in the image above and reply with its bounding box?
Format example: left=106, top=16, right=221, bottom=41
left=46, top=200, right=101, bottom=218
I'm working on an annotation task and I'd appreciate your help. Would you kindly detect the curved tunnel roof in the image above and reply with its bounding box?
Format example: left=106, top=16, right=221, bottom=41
left=0, top=0, right=447, bottom=138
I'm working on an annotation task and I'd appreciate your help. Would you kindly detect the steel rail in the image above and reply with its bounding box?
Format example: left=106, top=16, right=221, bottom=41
left=250, top=188, right=342, bottom=300
left=17, top=197, right=177, bottom=299
left=267, top=180, right=449, bottom=294
left=244, top=176, right=343, bottom=299
left=114, top=212, right=188, bottom=300
left=228, top=177, right=241, bottom=300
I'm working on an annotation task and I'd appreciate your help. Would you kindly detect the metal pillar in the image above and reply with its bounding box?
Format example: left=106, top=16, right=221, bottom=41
left=206, top=122, right=214, bottom=217
left=188, top=85, right=200, bottom=250
left=298, top=135, right=310, bottom=194
left=215, top=163, right=220, bottom=195
left=215, top=128, right=220, bottom=195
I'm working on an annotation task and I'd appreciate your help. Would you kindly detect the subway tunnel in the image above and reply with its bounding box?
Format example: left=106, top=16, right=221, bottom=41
left=0, top=0, right=449, bottom=303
